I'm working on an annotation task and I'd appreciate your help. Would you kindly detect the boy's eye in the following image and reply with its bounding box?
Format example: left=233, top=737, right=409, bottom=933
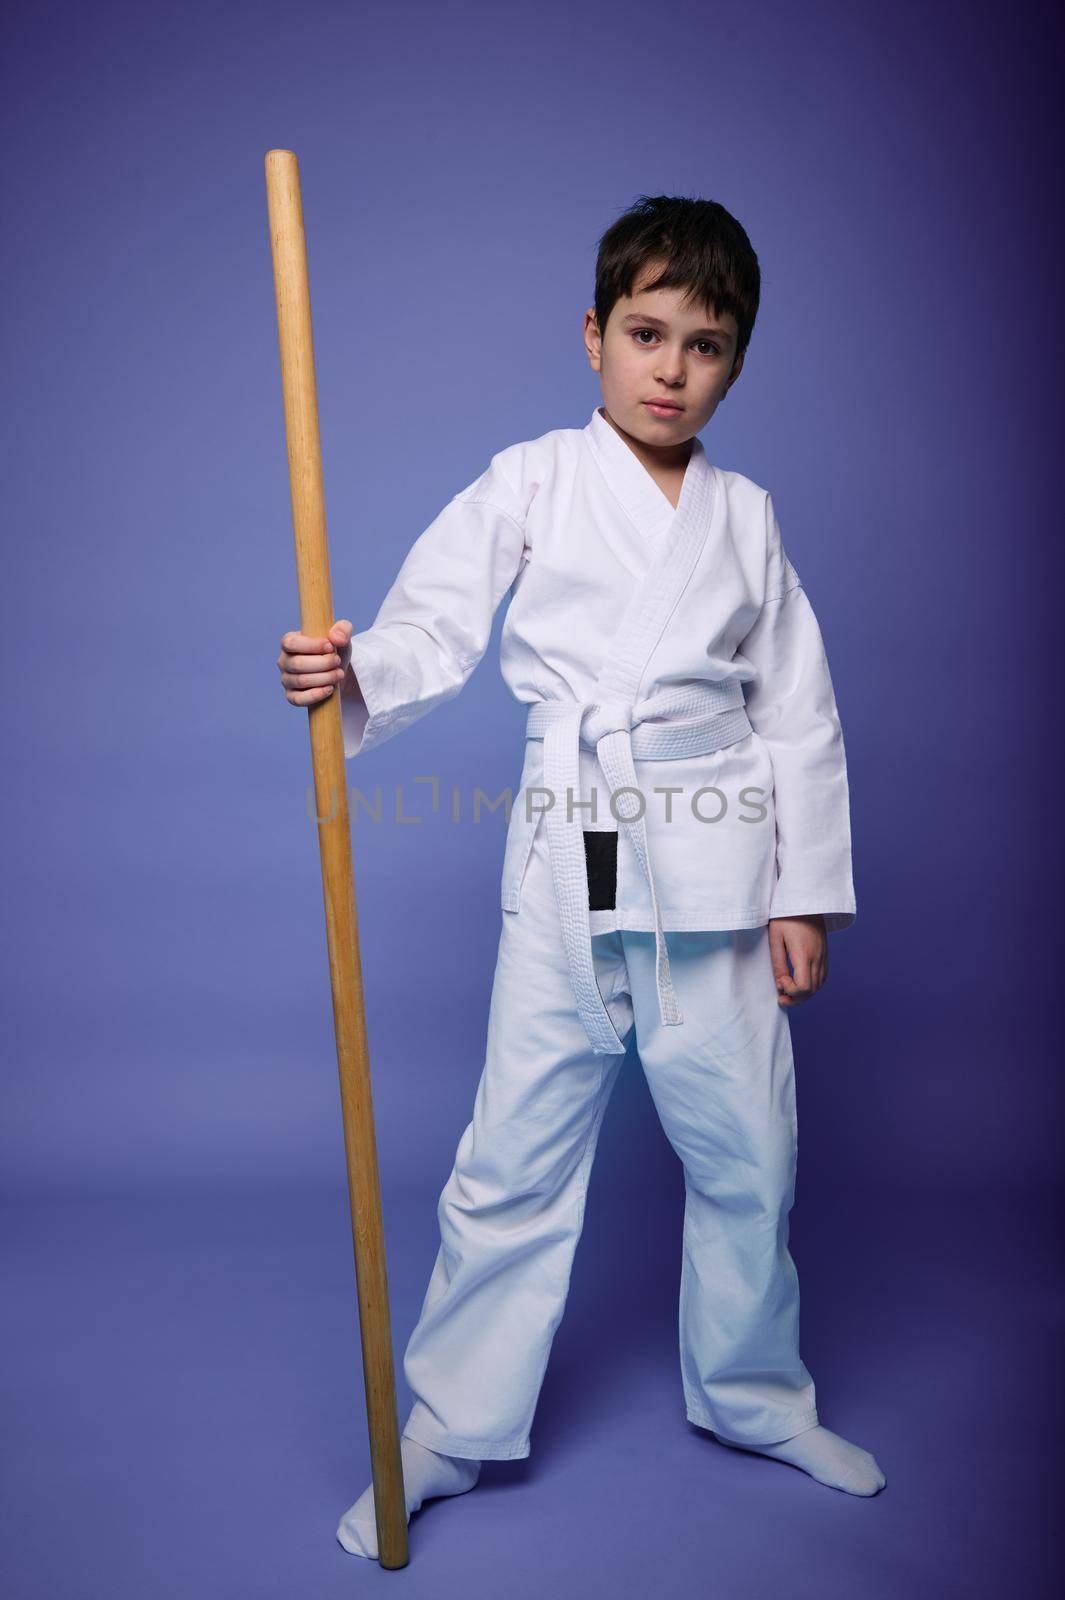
left=632, top=329, right=720, bottom=356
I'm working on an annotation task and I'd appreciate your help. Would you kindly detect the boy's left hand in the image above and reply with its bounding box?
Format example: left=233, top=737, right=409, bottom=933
left=768, top=915, right=828, bottom=1008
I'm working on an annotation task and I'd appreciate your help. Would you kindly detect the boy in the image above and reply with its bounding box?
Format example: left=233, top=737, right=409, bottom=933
left=277, top=196, right=885, bottom=1558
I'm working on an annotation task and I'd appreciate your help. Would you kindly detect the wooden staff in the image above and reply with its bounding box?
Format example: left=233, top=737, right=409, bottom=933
left=264, top=148, right=408, bottom=1571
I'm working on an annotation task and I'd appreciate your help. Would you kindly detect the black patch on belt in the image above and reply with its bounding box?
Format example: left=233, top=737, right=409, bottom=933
left=583, top=830, right=618, bottom=911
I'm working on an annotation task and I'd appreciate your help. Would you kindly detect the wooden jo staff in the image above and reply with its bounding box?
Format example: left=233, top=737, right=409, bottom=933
left=264, top=148, right=409, bottom=1571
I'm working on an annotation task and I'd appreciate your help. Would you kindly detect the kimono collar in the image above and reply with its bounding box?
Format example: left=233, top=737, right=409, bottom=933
left=585, top=405, right=709, bottom=542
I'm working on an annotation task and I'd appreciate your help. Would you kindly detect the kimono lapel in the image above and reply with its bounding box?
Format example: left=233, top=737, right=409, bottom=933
left=583, top=407, right=718, bottom=704
left=586, top=405, right=679, bottom=550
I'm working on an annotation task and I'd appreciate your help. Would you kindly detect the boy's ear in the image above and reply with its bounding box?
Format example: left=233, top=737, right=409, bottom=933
left=583, top=307, right=602, bottom=371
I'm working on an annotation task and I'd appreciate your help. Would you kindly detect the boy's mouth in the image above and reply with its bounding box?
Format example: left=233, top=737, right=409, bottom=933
left=643, top=399, right=683, bottom=416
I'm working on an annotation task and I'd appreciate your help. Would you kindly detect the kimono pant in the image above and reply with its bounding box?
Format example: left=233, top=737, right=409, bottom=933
left=398, top=824, right=820, bottom=1461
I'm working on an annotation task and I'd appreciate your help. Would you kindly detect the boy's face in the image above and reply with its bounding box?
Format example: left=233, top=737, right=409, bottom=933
left=583, top=263, right=744, bottom=451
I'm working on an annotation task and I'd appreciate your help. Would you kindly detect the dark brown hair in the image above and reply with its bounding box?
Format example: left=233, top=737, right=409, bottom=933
left=594, top=195, right=761, bottom=363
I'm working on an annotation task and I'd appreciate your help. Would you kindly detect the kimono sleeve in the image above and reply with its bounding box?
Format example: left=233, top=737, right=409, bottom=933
left=339, top=452, right=528, bottom=758
left=737, top=493, right=857, bottom=931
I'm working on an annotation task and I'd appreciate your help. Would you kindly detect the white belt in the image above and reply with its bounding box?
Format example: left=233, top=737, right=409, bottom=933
left=524, top=681, right=753, bottom=1055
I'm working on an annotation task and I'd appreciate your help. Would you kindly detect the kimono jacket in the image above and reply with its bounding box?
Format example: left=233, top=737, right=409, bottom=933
left=340, top=404, right=856, bottom=1055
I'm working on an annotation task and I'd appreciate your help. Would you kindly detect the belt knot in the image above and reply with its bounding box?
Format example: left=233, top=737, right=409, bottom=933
left=580, top=700, right=636, bottom=746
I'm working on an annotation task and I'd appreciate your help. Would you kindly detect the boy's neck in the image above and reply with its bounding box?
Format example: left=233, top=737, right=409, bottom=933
left=598, top=406, right=687, bottom=473
left=599, top=406, right=693, bottom=503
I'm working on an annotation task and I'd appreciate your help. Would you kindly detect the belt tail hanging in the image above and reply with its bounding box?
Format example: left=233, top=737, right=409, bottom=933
left=542, top=715, right=629, bottom=1055
left=595, top=729, right=684, bottom=1028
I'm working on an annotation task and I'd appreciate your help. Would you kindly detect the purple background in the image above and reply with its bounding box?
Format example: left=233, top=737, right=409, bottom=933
left=3, top=0, right=1061, bottom=1593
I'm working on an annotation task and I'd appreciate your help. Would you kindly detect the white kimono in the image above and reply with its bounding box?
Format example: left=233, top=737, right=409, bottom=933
left=334, top=405, right=854, bottom=1474
left=341, top=404, right=855, bottom=1056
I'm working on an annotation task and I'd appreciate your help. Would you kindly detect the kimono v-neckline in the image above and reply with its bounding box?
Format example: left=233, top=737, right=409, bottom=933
left=584, top=406, right=718, bottom=704
left=585, top=405, right=704, bottom=545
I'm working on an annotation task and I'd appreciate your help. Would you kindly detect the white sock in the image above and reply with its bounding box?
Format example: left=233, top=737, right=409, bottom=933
left=336, top=1435, right=482, bottom=1559
left=714, top=1422, right=886, bottom=1496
